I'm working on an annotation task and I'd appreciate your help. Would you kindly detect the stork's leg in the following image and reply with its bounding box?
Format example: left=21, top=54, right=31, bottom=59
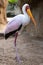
left=14, top=32, right=21, bottom=63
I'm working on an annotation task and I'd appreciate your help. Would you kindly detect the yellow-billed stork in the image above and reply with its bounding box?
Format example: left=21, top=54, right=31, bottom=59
left=4, top=4, right=36, bottom=63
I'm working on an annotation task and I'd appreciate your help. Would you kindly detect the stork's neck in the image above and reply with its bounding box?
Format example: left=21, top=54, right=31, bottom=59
left=22, top=10, right=30, bottom=26
left=22, top=8, right=29, bottom=18
left=24, top=11, right=30, bottom=19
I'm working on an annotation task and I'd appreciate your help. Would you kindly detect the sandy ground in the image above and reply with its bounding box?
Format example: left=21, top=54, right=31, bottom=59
left=0, top=32, right=43, bottom=65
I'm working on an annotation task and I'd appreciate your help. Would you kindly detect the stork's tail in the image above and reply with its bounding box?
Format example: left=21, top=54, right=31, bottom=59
left=4, top=33, right=10, bottom=40
left=4, top=30, right=17, bottom=40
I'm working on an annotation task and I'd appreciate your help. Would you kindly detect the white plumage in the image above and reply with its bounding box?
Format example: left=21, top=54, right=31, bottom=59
left=5, top=4, right=30, bottom=37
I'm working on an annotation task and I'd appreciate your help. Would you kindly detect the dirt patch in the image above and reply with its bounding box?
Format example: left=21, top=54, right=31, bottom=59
left=0, top=32, right=43, bottom=65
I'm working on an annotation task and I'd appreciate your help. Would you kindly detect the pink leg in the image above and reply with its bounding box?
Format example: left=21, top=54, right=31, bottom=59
left=14, top=32, right=21, bottom=63
left=14, top=32, right=18, bottom=47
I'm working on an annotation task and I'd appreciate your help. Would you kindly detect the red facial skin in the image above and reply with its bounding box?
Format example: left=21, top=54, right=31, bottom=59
left=26, top=6, right=30, bottom=11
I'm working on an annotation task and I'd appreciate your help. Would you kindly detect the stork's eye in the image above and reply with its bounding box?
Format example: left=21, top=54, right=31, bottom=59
left=26, top=6, right=30, bottom=11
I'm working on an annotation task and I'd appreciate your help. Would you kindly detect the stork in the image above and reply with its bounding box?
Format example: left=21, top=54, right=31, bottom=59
left=4, top=4, right=36, bottom=63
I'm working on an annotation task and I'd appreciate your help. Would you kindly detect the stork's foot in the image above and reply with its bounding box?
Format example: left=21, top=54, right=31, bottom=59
left=15, top=56, right=23, bottom=63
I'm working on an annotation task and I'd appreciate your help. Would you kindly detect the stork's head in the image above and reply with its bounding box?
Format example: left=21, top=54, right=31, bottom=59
left=22, top=4, right=36, bottom=27
left=22, top=4, right=29, bottom=14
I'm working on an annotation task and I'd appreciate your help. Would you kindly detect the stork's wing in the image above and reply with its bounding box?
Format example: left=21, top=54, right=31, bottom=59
left=4, top=18, right=22, bottom=35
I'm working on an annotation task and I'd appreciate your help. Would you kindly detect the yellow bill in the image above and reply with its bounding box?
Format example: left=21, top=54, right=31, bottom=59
left=27, top=9, right=36, bottom=27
